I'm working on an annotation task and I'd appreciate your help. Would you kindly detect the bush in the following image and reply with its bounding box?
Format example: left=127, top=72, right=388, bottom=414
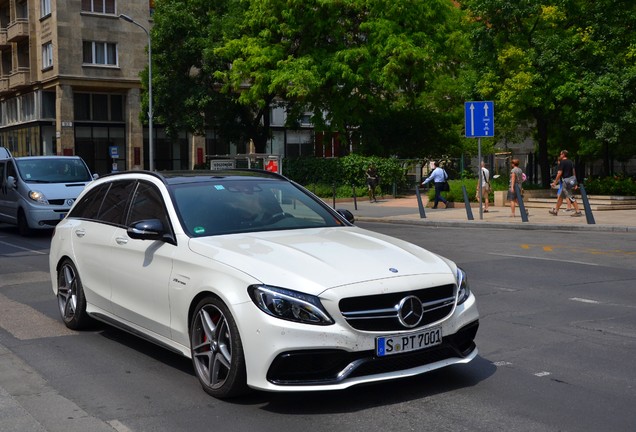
left=303, top=183, right=370, bottom=199
left=423, top=175, right=636, bottom=203
left=284, top=155, right=409, bottom=197
left=425, top=179, right=494, bottom=203
left=583, top=176, right=636, bottom=196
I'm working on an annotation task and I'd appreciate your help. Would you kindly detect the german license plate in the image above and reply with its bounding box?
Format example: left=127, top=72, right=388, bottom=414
left=376, top=326, right=442, bottom=357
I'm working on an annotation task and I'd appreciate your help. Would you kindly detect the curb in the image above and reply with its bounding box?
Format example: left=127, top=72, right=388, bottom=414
left=356, top=216, right=636, bottom=233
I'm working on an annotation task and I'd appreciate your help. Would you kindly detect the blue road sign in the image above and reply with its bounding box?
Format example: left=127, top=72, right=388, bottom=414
left=464, top=101, right=494, bottom=138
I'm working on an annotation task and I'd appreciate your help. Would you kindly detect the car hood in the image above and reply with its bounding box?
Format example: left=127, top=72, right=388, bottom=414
left=22, top=181, right=91, bottom=200
left=188, top=227, right=453, bottom=294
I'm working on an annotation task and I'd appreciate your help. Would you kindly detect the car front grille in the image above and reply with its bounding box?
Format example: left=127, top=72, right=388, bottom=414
left=339, top=284, right=456, bottom=331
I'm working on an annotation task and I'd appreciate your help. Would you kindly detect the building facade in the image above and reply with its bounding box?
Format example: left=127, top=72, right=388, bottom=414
left=0, top=0, right=153, bottom=175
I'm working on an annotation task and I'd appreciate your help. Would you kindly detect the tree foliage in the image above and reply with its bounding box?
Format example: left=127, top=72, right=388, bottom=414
left=148, top=0, right=636, bottom=177
left=152, top=0, right=472, bottom=156
left=461, top=0, right=636, bottom=182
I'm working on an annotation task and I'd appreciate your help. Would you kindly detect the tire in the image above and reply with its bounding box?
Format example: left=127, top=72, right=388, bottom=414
left=56, top=259, right=91, bottom=330
left=190, top=297, right=248, bottom=398
left=17, top=209, right=32, bottom=237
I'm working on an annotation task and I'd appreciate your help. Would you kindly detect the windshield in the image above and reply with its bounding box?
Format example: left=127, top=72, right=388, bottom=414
left=16, top=158, right=92, bottom=183
left=172, top=178, right=346, bottom=237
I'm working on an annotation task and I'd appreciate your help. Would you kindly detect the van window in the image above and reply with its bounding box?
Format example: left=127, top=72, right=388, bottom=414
left=15, top=158, right=92, bottom=183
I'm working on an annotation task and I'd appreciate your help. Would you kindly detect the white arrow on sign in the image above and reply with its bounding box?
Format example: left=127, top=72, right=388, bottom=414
left=469, top=103, right=475, bottom=135
left=483, top=102, right=489, bottom=118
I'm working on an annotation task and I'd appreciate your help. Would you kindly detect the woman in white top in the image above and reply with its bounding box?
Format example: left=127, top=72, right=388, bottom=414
left=477, top=161, right=490, bottom=212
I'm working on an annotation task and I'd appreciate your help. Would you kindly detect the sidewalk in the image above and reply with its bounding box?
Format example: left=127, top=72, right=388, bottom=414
left=329, top=195, right=636, bottom=232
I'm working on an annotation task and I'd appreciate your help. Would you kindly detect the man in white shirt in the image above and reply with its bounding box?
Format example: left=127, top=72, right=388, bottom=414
left=421, top=161, right=449, bottom=209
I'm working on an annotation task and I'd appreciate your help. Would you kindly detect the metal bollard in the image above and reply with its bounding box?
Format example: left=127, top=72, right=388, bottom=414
left=332, top=183, right=336, bottom=208
left=352, top=184, right=358, bottom=210
left=578, top=184, right=596, bottom=224
left=461, top=185, right=474, bottom=221
left=414, top=186, right=427, bottom=219
left=515, top=184, right=529, bottom=222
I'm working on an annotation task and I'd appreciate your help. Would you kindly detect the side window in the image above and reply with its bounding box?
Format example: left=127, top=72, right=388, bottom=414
left=97, top=180, right=135, bottom=225
left=68, top=183, right=110, bottom=220
left=128, top=181, right=170, bottom=231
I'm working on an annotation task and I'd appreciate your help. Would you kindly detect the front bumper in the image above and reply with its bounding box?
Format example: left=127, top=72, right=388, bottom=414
left=267, top=320, right=478, bottom=385
left=235, top=287, right=479, bottom=392
left=24, top=205, right=70, bottom=229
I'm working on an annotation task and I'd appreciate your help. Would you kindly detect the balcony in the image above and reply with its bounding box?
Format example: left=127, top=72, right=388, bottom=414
left=9, top=67, right=30, bottom=88
left=7, top=19, right=29, bottom=42
left=0, top=77, right=8, bottom=93
left=0, top=29, right=8, bottom=48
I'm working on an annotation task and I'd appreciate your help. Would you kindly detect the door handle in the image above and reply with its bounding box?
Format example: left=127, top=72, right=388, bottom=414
left=74, top=229, right=86, bottom=238
left=115, top=237, right=128, bottom=245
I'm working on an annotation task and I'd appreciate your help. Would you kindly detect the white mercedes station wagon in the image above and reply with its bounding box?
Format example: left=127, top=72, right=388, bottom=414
left=49, top=170, right=479, bottom=398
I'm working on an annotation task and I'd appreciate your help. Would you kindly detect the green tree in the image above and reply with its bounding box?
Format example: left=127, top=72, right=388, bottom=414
left=149, top=1, right=484, bottom=160
left=462, top=0, right=636, bottom=183
left=151, top=0, right=258, bottom=148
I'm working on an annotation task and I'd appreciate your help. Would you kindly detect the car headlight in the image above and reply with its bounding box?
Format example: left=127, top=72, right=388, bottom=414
left=28, top=190, right=49, bottom=204
left=248, top=285, right=334, bottom=325
left=456, top=267, right=471, bottom=305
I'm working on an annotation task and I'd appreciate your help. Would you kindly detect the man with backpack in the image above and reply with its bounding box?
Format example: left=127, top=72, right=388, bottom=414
left=549, top=150, right=583, bottom=217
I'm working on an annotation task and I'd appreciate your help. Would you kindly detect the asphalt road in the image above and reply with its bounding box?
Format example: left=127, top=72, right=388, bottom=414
left=1, top=222, right=635, bottom=432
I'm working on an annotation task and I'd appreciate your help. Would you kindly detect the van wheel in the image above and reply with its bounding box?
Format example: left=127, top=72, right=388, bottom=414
left=17, top=210, right=32, bottom=236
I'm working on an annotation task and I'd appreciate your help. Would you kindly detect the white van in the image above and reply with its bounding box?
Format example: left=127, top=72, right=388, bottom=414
left=0, top=148, right=96, bottom=235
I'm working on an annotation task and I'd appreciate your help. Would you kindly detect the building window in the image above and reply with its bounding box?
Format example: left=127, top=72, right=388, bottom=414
left=41, top=0, right=51, bottom=17
left=73, top=93, right=125, bottom=122
left=41, top=91, right=56, bottom=119
left=81, top=0, right=116, bottom=14
left=42, top=42, right=53, bottom=69
left=83, top=41, right=118, bottom=66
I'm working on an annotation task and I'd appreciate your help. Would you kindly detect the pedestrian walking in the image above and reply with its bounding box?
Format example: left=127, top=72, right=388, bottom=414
left=365, top=165, right=380, bottom=203
left=476, top=161, right=490, bottom=212
left=549, top=150, right=582, bottom=217
left=421, top=161, right=449, bottom=209
left=507, top=159, right=526, bottom=217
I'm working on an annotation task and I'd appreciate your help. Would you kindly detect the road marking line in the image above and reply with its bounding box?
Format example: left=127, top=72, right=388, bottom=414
left=534, top=371, right=551, bottom=377
left=0, top=240, right=47, bottom=255
left=488, top=252, right=599, bottom=266
left=108, top=420, right=134, bottom=432
left=570, top=297, right=601, bottom=304
left=0, top=293, right=76, bottom=340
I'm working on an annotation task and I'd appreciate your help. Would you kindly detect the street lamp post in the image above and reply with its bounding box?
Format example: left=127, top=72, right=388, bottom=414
left=119, top=14, right=154, bottom=171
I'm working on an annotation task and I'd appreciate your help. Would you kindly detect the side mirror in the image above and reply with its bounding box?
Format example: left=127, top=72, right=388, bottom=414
left=7, top=175, right=16, bottom=189
left=92, top=173, right=99, bottom=180
left=127, top=219, right=166, bottom=241
left=336, top=209, right=355, bottom=224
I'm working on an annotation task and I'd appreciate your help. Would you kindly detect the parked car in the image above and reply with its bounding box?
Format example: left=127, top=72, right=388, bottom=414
left=49, top=169, right=479, bottom=398
left=0, top=148, right=95, bottom=235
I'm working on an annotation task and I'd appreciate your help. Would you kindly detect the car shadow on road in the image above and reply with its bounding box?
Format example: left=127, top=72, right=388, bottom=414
left=97, top=324, right=496, bottom=412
